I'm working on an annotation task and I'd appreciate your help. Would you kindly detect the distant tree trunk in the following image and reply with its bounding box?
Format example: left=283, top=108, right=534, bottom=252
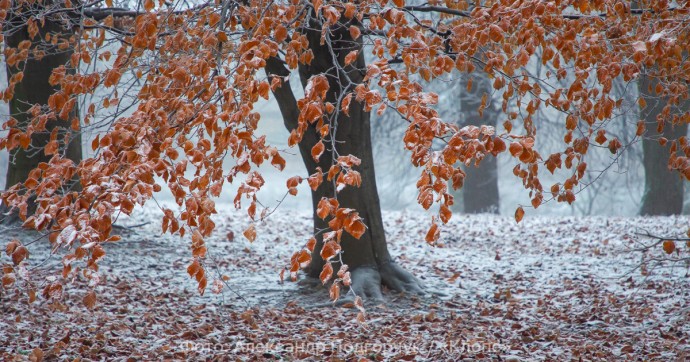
left=452, top=76, right=500, bottom=214
left=637, top=76, right=687, bottom=215
left=2, top=10, right=82, bottom=222
left=266, top=21, right=425, bottom=300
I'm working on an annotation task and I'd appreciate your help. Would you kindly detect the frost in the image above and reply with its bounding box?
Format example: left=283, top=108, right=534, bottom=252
left=649, top=31, right=665, bottom=42
left=419, top=92, right=439, bottom=104
left=2, top=203, right=687, bottom=359
left=632, top=41, right=646, bottom=52
left=56, top=225, right=78, bottom=246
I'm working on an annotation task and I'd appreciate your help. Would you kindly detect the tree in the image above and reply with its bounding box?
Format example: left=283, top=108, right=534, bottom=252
left=637, top=70, right=689, bottom=216
left=446, top=1, right=500, bottom=215
left=264, top=23, right=424, bottom=299
left=631, top=1, right=689, bottom=217
left=453, top=75, right=500, bottom=214
left=3, top=0, right=690, bottom=304
left=1, top=2, right=83, bottom=222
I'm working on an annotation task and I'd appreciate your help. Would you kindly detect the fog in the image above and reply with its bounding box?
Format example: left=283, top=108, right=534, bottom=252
left=1, top=53, right=687, bottom=218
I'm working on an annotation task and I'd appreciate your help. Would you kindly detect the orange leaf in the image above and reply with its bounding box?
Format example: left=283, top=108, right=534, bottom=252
left=2, top=274, right=15, bottom=288
left=198, top=276, right=207, bottom=295
left=275, top=25, right=288, bottom=43
left=344, top=3, right=356, bottom=18
left=329, top=282, right=340, bottom=300
left=316, top=197, right=332, bottom=219
left=663, top=240, right=675, bottom=255
left=286, top=176, right=302, bottom=196
left=311, top=141, right=325, bottom=161
left=243, top=224, right=257, bottom=242
left=327, top=165, right=340, bottom=181
left=515, top=206, right=525, bottom=223
left=425, top=221, right=439, bottom=244
left=308, top=168, right=323, bottom=190
left=439, top=204, right=452, bottom=224
left=306, top=237, right=317, bottom=252
left=11, top=246, right=28, bottom=265
left=187, top=260, right=200, bottom=277
left=344, top=50, right=358, bottom=66
left=320, top=241, right=340, bottom=261
left=208, top=13, right=221, bottom=27
left=354, top=295, right=365, bottom=311
left=337, top=264, right=348, bottom=278
left=83, top=290, right=97, bottom=310
left=608, top=138, right=622, bottom=154
left=29, top=348, right=43, bottom=362
left=341, top=94, right=352, bottom=116
left=297, top=249, right=311, bottom=266
left=320, top=262, right=333, bottom=284
left=193, top=246, right=207, bottom=258
left=508, top=142, right=523, bottom=157
left=356, top=311, right=366, bottom=324
left=258, top=82, right=270, bottom=100
left=565, top=115, right=577, bottom=130
left=91, top=135, right=100, bottom=151
left=492, top=137, right=506, bottom=155
left=349, top=26, right=361, bottom=40
left=342, top=271, right=351, bottom=286
left=286, top=176, right=301, bottom=188
left=531, top=193, right=543, bottom=209
left=347, top=219, right=366, bottom=239
left=6, top=240, right=20, bottom=256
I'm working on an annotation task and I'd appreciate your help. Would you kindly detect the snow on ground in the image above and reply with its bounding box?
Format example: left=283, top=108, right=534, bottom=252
left=1, top=203, right=689, bottom=361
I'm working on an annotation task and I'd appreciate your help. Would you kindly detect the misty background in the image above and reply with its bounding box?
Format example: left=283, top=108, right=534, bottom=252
left=0, top=44, right=687, bottom=218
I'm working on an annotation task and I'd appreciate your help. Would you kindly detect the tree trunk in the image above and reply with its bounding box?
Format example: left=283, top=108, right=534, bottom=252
left=452, top=76, right=500, bottom=214
left=266, top=22, right=425, bottom=300
left=2, top=11, right=82, bottom=222
left=638, top=76, right=687, bottom=215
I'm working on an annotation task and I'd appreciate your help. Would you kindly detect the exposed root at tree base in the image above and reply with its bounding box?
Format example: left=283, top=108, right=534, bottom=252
left=301, top=262, right=430, bottom=306
left=378, top=261, right=427, bottom=296
left=349, top=266, right=385, bottom=302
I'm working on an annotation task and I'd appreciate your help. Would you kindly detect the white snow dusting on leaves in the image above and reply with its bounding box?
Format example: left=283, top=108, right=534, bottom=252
left=1, top=203, right=688, bottom=360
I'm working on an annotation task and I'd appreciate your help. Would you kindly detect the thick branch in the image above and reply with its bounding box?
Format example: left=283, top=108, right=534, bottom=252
left=402, top=5, right=470, bottom=18
left=265, top=57, right=299, bottom=131
left=401, top=5, right=678, bottom=20
left=80, top=2, right=211, bottom=20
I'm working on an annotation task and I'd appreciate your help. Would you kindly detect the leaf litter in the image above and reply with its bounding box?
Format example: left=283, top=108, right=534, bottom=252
left=1, top=203, right=688, bottom=361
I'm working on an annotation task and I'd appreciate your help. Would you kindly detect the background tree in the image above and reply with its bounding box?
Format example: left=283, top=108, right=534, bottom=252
left=630, top=0, right=688, bottom=216
left=2, top=2, right=82, bottom=222
left=638, top=76, right=688, bottom=216
left=445, top=0, right=500, bottom=214
left=451, top=75, right=500, bottom=214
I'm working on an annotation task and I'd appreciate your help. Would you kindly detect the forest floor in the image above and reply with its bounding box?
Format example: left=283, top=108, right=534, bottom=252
left=1, top=203, right=689, bottom=361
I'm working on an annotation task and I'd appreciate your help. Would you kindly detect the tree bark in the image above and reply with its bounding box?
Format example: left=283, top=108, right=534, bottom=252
left=266, top=22, right=425, bottom=300
left=637, top=76, right=687, bottom=215
left=2, top=10, right=83, bottom=222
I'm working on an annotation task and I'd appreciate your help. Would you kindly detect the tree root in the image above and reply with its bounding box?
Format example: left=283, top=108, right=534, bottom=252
left=378, top=261, right=427, bottom=296
left=300, top=262, right=434, bottom=306
left=349, top=265, right=384, bottom=302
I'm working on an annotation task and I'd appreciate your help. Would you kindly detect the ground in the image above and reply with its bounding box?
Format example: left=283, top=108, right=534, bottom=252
left=1, top=203, right=689, bottom=361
